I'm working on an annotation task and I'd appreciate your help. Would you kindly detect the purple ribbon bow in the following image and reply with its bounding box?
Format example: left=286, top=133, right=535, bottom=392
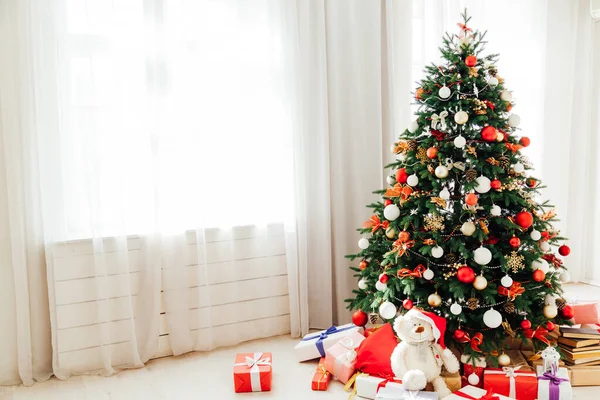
left=538, top=366, right=569, bottom=400
left=301, top=325, right=355, bottom=357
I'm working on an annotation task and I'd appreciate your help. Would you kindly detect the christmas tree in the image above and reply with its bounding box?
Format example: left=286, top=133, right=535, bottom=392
left=346, top=11, right=573, bottom=363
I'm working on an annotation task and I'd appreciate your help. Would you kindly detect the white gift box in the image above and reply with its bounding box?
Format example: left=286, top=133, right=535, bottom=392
left=536, top=365, right=572, bottom=400
left=442, top=385, right=514, bottom=400
left=355, top=373, right=403, bottom=399
left=376, top=386, right=437, bottom=400
left=293, top=323, right=363, bottom=362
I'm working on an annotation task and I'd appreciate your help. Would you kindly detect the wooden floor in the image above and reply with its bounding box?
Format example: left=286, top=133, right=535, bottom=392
left=1, top=283, right=599, bottom=399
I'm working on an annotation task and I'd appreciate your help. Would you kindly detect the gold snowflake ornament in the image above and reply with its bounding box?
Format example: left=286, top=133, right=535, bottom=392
left=430, top=197, right=447, bottom=209
left=416, top=147, right=428, bottom=164
left=424, top=214, right=445, bottom=232
left=505, top=251, right=525, bottom=273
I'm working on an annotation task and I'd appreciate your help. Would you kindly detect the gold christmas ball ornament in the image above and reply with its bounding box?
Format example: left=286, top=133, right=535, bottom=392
left=385, top=226, right=397, bottom=239
left=498, top=353, right=511, bottom=366
left=454, top=110, right=469, bottom=125
left=473, top=275, right=488, bottom=290
left=428, top=293, right=442, bottom=307
left=435, top=165, right=449, bottom=178
left=543, top=304, right=558, bottom=319
left=460, top=221, right=477, bottom=236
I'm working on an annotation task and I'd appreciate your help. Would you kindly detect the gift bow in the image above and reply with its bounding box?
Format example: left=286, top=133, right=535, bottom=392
left=234, top=353, right=272, bottom=392
left=445, top=158, right=466, bottom=171
left=387, top=239, right=416, bottom=259
left=302, top=325, right=355, bottom=357
left=363, top=215, right=389, bottom=233
left=538, top=365, right=569, bottom=400
left=385, top=184, right=413, bottom=203
left=397, top=264, right=426, bottom=278
left=454, top=331, right=483, bottom=352
left=543, top=253, right=563, bottom=268
left=454, top=388, right=500, bottom=400
left=533, top=326, right=550, bottom=345
left=315, top=363, right=330, bottom=390
left=338, top=337, right=358, bottom=363
left=497, top=282, right=525, bottom=300
left=376, top=375, right=404, bottom=393
left=430, top=110, right=448, bottom=130
left=457, top=23, right=473, bottom=34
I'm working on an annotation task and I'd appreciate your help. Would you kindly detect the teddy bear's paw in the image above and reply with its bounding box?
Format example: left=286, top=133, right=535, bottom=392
left=402, top=369, right=428, bottom=391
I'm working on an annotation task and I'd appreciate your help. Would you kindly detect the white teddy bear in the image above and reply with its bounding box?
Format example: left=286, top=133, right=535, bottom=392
left=391, top=308, right=460, bottom=398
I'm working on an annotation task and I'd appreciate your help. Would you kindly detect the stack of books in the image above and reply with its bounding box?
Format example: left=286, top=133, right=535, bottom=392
left=558, top=326, right=600, bottom=366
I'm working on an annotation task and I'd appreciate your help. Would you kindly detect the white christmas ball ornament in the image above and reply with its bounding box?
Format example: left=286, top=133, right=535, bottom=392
left=543, top=304, right=558, bottom=319
left=474, top=246, right=493, bottom=265
left=439, top=188, right=451, bottom=200
left=501, top=275, right=513, bottom=288
left=431, top=246, right=444, bottom=259
left=358, top=279, right=368, bottom=290
left=375, top=280, right=388, bottom=292
left=498, top=354, right=511, bottom=367
left=545, top=294, right=557, bottom=305
left=439, top=86, right=451, bottom=99
left=532, top=258, right=549, bottom=273
left=508, top=114, right=521, bottom=127
left=387, top=175, right=395, bottom=185
left=488, top=77, right=499, bottom=87
left=384, top=204, right=401, bottom=221
left=475, top=176, right=491, bottom=194
left=408, top=120, right=419, bottom=133
left=483, top=308, right=503, bottom=328
left=358, top=238, right=369, bottom=250
left=378, top=301, right=397, bottom=320
left=450, top=303, right=463, bottom=315
left=560, top=271, right=571, bottom=283
left=454, top=135, right=467, bottom=148
left=460, top=221, right=477, bottom=236
left=491, top=205, right=502, bottom=217
left=530, top=230, right=542, bottom=241
left=473, top=275, right=488, bottom=290
left=496, top=131, right=504, bottom=142
left=454, top=111, right=469, bottom=125
left=468, top=373, right=480, bottom=386
left=539, top=241, right=550, bottom=252
left=407, top=174, right=419, bottom=187
left=435, top=165, right=449, bottom=178
left=423, top=268, right=435, bottom=280
left=513, top=163, right=525, bottom=174
left=500, top=90, right=513, bottom=102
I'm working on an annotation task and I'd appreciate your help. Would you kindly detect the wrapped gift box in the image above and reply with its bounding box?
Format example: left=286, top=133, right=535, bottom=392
left=311, top=357, right=331, bottom=391
left=537, top=365, right=572, bottom=400
left=483, top=365, right=537, bottom=400
left=294, top=323, right=363, bottom=362
left=442, top=385, right=514, bottom=399
left=425, top=370, right=462, bottom=393
left=233, top=352, right=272, bottom=393
left=376, top=386, right=437, bottom=400
left=324, top=331, right=365, bottom=383
left=566, top=365, right=600, bottom=386
left=355, top=373, right=403, bottom=399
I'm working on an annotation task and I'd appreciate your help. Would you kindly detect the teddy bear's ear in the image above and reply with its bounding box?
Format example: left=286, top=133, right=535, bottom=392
left=393, top=315, right=404, bottom=335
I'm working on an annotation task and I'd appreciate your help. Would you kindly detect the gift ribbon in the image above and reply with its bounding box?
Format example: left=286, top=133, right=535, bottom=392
left=533, top=326, right=550, bottom=346
left=315, top=363, right=330, bottom=390
left=363, top=215, right=389, bottom=233
left=430, top=110, right=448, bottom=130
left=334, top=338, right=358, bottom=377
left=233, top=352, right=271, bottom=392
left=538, top=365, right=569, bottom=400
left=301, top=325, right=355, bottom=357
left=454, top=388, right=500, bottom=400
left=497, top=282, right=525, bottom=300
left=445, top=158, right=466, bottom=171
left=376, top=375, right=403, bottom=393
left=485, top=366, right=534, bottom=398
left=397, top=264, right=426, bottom=278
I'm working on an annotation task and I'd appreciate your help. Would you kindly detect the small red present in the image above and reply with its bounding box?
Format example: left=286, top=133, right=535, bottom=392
left=483, top=366, right=537, bottom=400
left=233, top=352, right=272, bottom=393
left=311, top=357, right=331, bottom=391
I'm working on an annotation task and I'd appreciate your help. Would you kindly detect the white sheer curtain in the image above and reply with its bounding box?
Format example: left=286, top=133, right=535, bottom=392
left=0, top=0, right=306, bottom=384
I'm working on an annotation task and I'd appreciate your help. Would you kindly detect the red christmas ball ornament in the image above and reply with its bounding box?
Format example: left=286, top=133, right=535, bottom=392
left=352, top=310, right=369, bottom=327
left=509, top=237, right=521, bottom=248
left=457, top=266, right=476, bottom=284
left=426, top=147, right=438, bottom=159
left=465, top=55, right=477, bottom=67
left=379, top=274, right=389, bottom=284
left=559, top=245, right=571, bottom=256
left=490, top=179, right=502, bottom=190
left=403, top=298, right=414, bottom=310
left=521, top=319, right=532, bottom=330
left=524, top=328, right=534, bottom=339
left=384, top=199, right=392, bottom=207
left=465, top=193, right=478, bottom=206
left=515, top=211, right=534, bottom=229
left=533, top=269, right=546, bottom=282
left=398, top=231, right=411, bottom=242
left=561, top=304, right=575, bottom=319
left=453, top=329, right=466, bottom=340
left=481, top=126, right=497, bottom=142
left=359, top=260, right=368, bottom=270
left=506, top=103, right=513, bottom=112
left=396, top=168, right=409, bottom=184
left=526, top=178, right=537, bottom=188
left=546, top=321, right=555, bottom=332
left=520, top=137, right=531, bottom=147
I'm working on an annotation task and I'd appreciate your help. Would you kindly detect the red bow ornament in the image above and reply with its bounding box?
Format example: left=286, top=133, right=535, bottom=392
left=362, top=215, right=389, bottom=233
left=397, top=264, right=426, bottom=278
left=454, top=331, right=484, bottom=352
left=497, top=282, right=525, bottom=301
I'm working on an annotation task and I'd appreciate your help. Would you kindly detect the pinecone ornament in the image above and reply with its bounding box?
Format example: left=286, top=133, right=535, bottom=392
left=556, top=298, right=567, bottom=311
left=489, top=67, right=498, bottom=77
left=467, top=297, right=479, bottom=310
left=498, top=155, right=510, bottom=170
left=445, top=253, right=458, bottom=265
left=406, top=140, right=417, bottom=151
left=504, top=302, right=516, bottom=314
left=465, top=169, right=478, bottom=182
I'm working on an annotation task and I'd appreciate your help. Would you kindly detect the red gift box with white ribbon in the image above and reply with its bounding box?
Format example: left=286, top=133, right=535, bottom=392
left=233, top=352, right=272, bottom=393
left=483, top=366, right=537, bottom=400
